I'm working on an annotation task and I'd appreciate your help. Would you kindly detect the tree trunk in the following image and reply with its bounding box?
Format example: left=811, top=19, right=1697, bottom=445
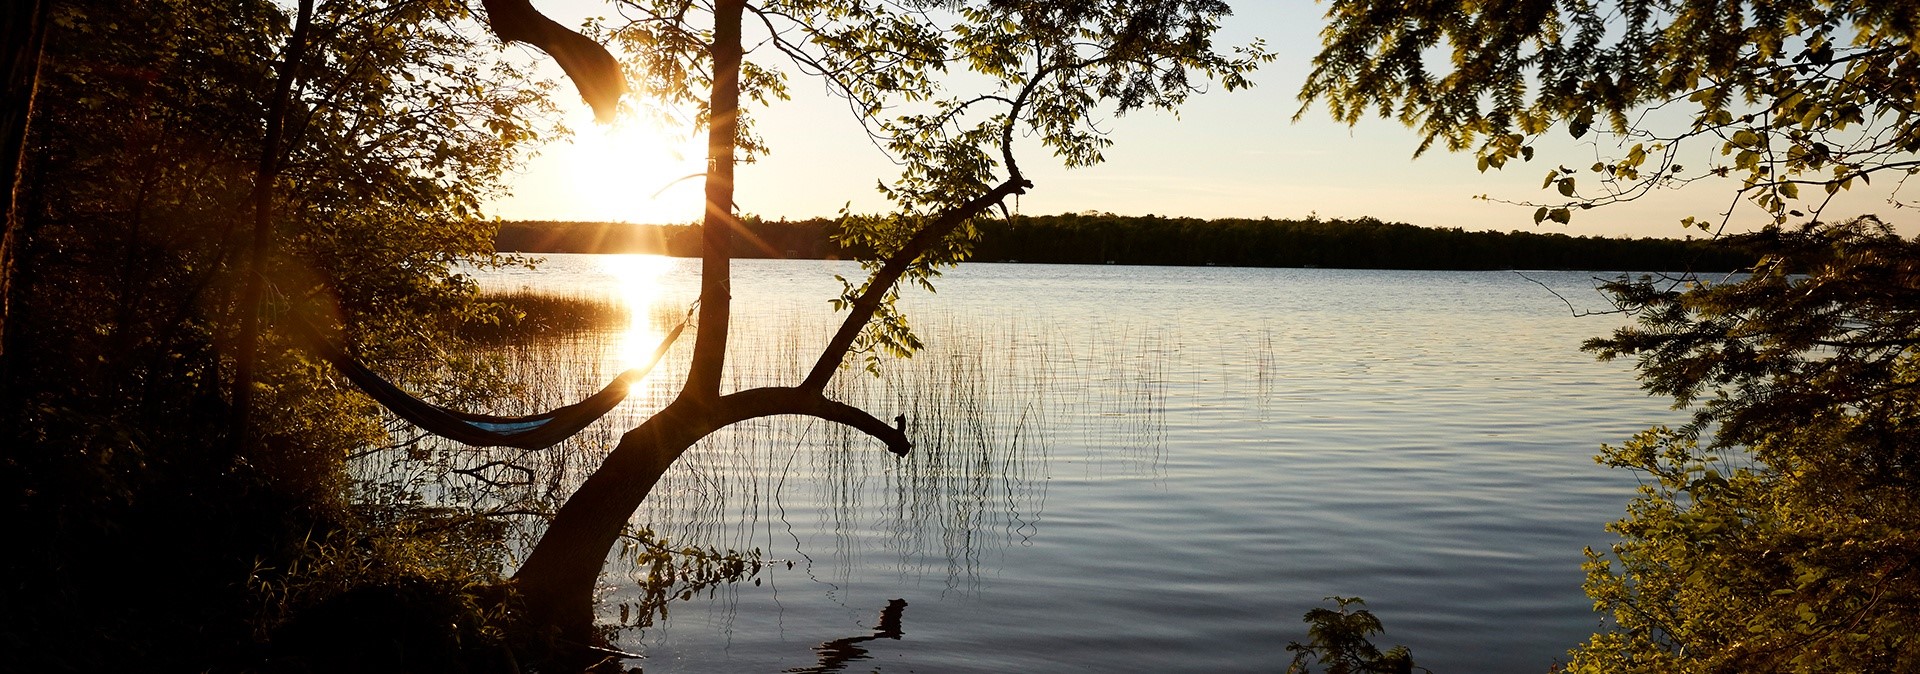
left=511, top=388, right=909, bottom=646
left=503, top=0, right=1029, bottom=653
left=0, top=0, right=48, bottom=367
left=685, top=0, right=744, bottom=400
left=511, top=0, right=745, bottom=642
left=231, top=0, right=314, bottom=446
left=507, top=88, right=1024, bottom=651
left=511, top=399, right=715, bottom=639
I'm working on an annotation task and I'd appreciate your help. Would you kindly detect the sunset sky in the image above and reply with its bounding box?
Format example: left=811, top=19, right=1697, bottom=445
left=486, top=2, right=1907, bottom=239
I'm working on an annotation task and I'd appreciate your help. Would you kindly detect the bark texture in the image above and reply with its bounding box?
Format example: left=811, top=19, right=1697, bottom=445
left=687, top=0, right=745, bottom=400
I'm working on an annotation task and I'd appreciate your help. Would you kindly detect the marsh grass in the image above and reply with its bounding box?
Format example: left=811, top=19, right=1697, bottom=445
left=459, top=290, right=629, bottom=344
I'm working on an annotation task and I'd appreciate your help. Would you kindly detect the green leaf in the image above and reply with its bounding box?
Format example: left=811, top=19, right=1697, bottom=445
left=1569, top=109, right=1593, bottom=139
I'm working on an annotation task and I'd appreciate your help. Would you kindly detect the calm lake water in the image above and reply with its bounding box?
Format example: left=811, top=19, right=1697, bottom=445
left=461, top=255, right=1674, bottom=673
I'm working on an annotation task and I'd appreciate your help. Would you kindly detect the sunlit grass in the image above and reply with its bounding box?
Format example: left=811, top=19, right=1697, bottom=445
left=460, top=290, right=627, bottom=344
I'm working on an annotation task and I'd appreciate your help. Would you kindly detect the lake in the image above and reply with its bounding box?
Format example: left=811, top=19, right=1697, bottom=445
left=456, top=255, right=1672, bottom=673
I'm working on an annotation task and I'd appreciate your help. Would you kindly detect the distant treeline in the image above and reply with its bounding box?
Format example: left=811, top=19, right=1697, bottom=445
left=497, top=213, right=1754, bottom=271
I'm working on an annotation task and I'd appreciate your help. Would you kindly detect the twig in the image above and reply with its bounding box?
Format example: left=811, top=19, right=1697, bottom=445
left=1512, top=271, right=1623, bottom=317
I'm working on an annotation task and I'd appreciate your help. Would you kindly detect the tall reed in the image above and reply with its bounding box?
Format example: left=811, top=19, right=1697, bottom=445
left=349, top=287, right=1177, bottom=630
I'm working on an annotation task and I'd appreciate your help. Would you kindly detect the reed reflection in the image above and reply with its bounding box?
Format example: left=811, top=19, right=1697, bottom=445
left=784, top=599, right=907, bottom=674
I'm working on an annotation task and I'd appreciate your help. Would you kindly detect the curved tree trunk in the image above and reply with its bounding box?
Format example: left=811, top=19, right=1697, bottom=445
left=511, top=399, right=716, bottom=638
left=507, top=131, right=1028, bottom=658
left=511, top=387, right=909, bottom=642
left=477, top=0, right=625, bottom=122
left=513, top=2, right=743, bottom=629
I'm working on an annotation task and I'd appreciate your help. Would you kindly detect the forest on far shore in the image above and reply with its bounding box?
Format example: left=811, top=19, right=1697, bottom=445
left=496, top=213, right=1755, bottom=271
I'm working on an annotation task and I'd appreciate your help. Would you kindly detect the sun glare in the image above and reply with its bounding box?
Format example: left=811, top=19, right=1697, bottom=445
left=568, top=119, right=706, bottom=225
left=599, top=254, right=680, bottom=372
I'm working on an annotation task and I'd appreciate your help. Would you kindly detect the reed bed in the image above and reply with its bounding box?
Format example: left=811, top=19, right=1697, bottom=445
left=458, top=290, right=630, bottom=344
left=348, top=286, right=1178, bottom=627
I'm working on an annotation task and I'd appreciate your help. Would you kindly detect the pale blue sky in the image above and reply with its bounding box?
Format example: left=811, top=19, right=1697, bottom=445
left=486, top=2, right=1905, bottom=239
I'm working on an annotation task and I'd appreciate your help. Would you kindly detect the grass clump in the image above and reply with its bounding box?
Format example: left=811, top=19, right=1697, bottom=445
left=461, top=291, right=627, bottom=344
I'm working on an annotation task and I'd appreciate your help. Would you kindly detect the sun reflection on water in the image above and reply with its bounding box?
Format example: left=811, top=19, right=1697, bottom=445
left=598, top=254, right=679, bottom=372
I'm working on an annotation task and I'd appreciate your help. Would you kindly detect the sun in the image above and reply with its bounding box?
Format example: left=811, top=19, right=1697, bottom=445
left=566, top=117, right=707, bottom=225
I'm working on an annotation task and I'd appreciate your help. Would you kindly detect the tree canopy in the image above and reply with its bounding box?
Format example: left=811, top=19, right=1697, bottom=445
left=1574, top=219, right=1920, bottom=672
left=1304, top=3, right=1920, bottom=670
left=2, top=0, right=558, bottom=669
left=1300, top=0, right=1920, bottom=230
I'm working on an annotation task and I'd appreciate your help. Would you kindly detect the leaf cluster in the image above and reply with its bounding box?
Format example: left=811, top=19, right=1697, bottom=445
left=610, top=526, right=764, bottom=630
left=1587, top=216, right=1920, bottom=466
left=1574, top=424, right=1920, bottom=673
left=1571, top=218, right=1920, bottom=671
left=1301, top=0, right=1920, bottom=228
left=278, top=0, right=552, bottom=336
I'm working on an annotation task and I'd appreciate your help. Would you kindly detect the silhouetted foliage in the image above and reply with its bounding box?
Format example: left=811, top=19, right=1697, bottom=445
left=1286, top=596, right=1422, bottom=674
left=1304, top=4, right=1920, bottom=668
left=1, top=0, right=547, bottom=669
left=1302, top=0, right=1920, bottom=230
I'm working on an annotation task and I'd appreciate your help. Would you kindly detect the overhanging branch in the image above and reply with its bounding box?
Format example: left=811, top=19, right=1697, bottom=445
left=799, top=176, right=1031, bottom=391
left=479, top=0, right=626, bottom=122
left=718, top=387, right=910, bottom=456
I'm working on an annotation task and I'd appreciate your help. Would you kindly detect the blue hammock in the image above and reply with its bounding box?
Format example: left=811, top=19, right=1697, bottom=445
left=289, top=314, right=683, bottom=450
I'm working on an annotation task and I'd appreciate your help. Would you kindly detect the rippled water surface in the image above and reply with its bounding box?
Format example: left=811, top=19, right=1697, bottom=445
left=467, top=256, right=1674, bottom=673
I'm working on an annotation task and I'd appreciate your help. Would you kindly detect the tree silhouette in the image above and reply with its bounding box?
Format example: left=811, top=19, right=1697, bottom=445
left=478, top=0, right=1271, bottom=652
left=1300, top=0, right=1920, bottom=231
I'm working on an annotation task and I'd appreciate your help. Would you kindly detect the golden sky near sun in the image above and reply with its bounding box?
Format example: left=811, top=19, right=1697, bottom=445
left=512, top=113, right=708, bottom=225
